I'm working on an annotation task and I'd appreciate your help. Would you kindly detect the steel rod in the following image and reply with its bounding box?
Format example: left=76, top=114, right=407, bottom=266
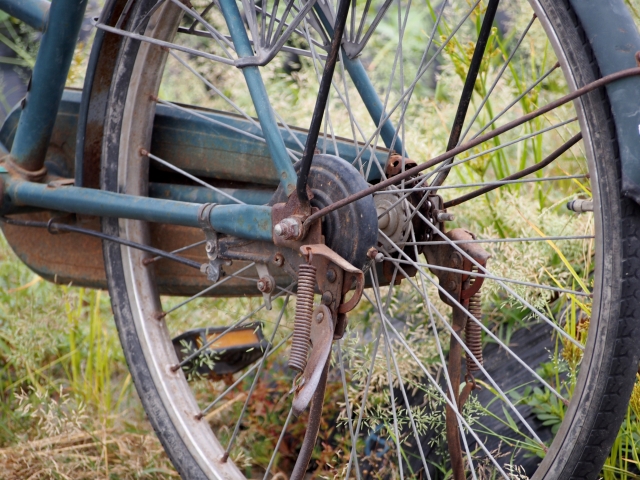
left=304, top=66, right=640, bottom=227
left=297, top=0, right=352, bottom=209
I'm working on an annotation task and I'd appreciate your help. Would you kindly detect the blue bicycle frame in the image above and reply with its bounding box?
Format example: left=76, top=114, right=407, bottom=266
left=0, top=0, right=400, bottom=242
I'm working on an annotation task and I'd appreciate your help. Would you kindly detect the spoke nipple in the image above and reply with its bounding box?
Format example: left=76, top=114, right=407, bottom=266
left=195, top=412, right=204, bottom=421
left=170, top=364, right=180, bottom=372
left=220, top=452, right=229, bottom=463
left=142, top=257, right=153, bottom=266
left=149, top=94, right=159, bottom=102
left=154, top=311, right=166, bottom=321
left=139, top=148, right=149, bottom=157
left=375, top=252, right=384, bottom=263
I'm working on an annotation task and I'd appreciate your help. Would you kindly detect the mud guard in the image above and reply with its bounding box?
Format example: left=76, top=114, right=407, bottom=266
left=570, top=0, right=640, bottom=204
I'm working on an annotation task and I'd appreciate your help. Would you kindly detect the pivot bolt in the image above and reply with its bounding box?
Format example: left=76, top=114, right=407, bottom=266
left=321, top=291, right=333, bottom=305
left=326, top=268, right=337, bottom=283
left=274, top=217, right=301, bottom=239
left=257, top=276, right=274, bottom=293
left=205, top=241, right=214, bottom=253
left=316, top=312, right=324, bottom=323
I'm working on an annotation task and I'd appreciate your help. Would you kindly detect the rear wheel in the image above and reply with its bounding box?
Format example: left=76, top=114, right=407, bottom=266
left=99, top=0, right=640, bottom=478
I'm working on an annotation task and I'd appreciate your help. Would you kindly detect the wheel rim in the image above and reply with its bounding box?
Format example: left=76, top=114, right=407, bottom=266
left=102, top=0, right=621, bottom=477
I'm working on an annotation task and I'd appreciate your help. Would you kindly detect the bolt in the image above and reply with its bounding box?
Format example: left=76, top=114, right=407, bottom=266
left=436, top=211, right=455, bottom=222
left=367, top=247, right=379, bottom=260
left=450, top=252, right=462, bottom=268
left=322, top=291, right=333, bottom=305
left=447, top=280, right=457, bottom=291
left=374, top=252, right=384, bottom=263
left=273, top=253, right=285, bottom=267
left=326, top=268, right=337, bottom=283
left=205, top=241, right=214, bottom=253
left=257, top=276, right=274, bottom=293
left=273, top=217, right=300, bottom=239
left=316, top=312, right=324, bottom=323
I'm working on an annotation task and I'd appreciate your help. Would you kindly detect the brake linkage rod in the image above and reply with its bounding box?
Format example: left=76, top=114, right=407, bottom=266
left=303, top=63, right=640, bottom=227
left=0, top=216, right=202, bottom=270
left=296, top=0, right=352, bottom=211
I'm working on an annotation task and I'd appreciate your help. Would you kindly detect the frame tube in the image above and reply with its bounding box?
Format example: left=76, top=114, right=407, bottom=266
left=0, top=0, right=49, bottom=31
left=9, top=0, right=88, bottom=172
left=2, top=178, right=273, bottom=241
left=218, top=0, right=298, bottom=195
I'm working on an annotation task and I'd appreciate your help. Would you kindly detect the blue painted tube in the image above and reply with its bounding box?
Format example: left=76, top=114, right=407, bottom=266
left=0, top=0, right=49, bottom=31
left=311, top=5, right=402, bottom=155
left=9, top=0, right=88, bottom=172
left=149, top=182, right=274, bottom=206
left=342, top=55, right=404, bottom=155
left=3, top=179, right=273, bottom=241
left=218, top=0, right=298, bottom=195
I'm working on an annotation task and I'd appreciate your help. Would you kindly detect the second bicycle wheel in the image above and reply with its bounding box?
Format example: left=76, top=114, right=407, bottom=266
left=96, top=0, right=640, bottom=477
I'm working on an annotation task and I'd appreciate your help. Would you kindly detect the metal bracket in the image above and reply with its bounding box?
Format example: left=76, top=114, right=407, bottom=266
left=198, top=203, right=223, bottom=282
left=292, top=304, right=334, bottom=416
left=255, top=263, right=275, bottom=310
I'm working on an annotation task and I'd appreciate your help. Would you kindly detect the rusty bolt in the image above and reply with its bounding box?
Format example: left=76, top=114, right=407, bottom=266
left=274, top=217, right=300, bottom=239
left=367, top=247, right=379, bottom=260
left=257, top=276, right=274, bottom=293
left=273, top=253, right=285, bottom=267
left=326, top=268, right=337, bottom=283
left=316, top=311, right=324, bottom=323
left=321, top=291, right=333, bottom=305
left=436, top=211, right=455, bottom=222
left=447, top=280, right=457, bottom=291
left=450, top=252, right=462, bottom=268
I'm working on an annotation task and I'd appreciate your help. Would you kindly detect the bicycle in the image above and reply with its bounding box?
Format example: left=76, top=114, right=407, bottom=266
left=1, top=0, right=640, bottom=477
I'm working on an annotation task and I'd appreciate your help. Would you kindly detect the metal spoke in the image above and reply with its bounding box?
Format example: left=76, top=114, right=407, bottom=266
left=381, top=226, right=584, bottom=350
left=200, top=332, right=293, bottom=416
left=223, top=295, right=291, bottom=458
left=374, top=174, right=589, bottom=194
left=145, top=151, right=246, bottom=205
left=143, top=239, right=206, bottom=265
left=458, top=14, right=537, bottom=145
left=366, top=285, right=510, bottom=479
left=401, top=235, right=594, bottom=245
left=174, top=283, right=294, bottom=370
left=262, top=407, right=295, bottom=480
left=382, top=330, right=405, bottom=480
left=378, top=257, right=570, bottom=404
left=337, top=341, right=362, bottom=480
left=470, top=62, right=561, bottom=140
left=344, top=329, right=383, bottom=479
left=384, top=255, right=591, bottom=297
left=169, top=0, right=236, bottom=57
left=93, top=20, right=236, bottom=65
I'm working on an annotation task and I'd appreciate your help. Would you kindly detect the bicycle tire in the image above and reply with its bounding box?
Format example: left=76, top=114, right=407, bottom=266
left=98, top=0, right=640, bottom=478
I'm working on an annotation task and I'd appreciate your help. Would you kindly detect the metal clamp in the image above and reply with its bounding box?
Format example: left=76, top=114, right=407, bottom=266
left=198, top=203, right=223, bottom=283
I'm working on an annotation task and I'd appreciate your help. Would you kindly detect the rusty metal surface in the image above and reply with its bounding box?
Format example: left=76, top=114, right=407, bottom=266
left=291, top=304, right=333, bottom=416
left=1, top=212, right=292, bottom=296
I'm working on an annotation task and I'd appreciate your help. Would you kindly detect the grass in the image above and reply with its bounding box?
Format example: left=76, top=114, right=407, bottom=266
left=1, top=0, right=640, bottom=478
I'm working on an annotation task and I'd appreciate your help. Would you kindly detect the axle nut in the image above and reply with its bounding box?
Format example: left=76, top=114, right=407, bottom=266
left=274, top=217, right=301, bottom=239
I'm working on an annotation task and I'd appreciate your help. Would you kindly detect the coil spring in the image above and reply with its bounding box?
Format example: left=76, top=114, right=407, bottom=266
left=465, top=270, right=483, bottom=372
left=289, top=263, right=317, bottom=371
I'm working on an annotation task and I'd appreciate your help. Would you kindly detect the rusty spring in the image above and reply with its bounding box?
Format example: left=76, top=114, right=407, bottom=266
left=289, top=263, right=317, bottom=372
left=465, top=269, right=483, bottom=372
